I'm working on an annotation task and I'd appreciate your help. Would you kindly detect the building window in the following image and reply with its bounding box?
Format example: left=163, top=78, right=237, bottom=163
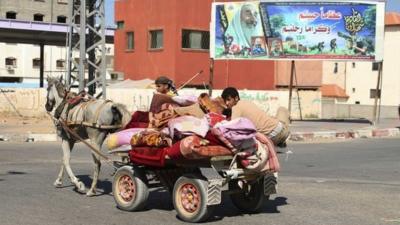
left=6, top=11, right=17, bottom=19
left=149, top=30, right=163, bottom=49
left=352, top=88, right=356, bottom=93
left=5, top=57, right=17, bottom=67
left=182, top=29, right=210, bottom=50
left=57, top=16, right=67, bottom=23
left=116, top=21, right=124, bottom=29
left=57, top=0, right=68, bottom=4
left=333, top=62, right=338, bottom=74
left=56, top=59, right=66, bottom=69
left=372, top=62, right=380, bottom=71
left=34, top=13, right=44, bottom=21
left=352, top=62, right=356, bottom=68
left=370, top=89, right=381, bottom=99
left=34, top=0, right=45, bottom=2
left=32, top=58, right=41, bottom=68
left=126, top=32, right=134, bottom=50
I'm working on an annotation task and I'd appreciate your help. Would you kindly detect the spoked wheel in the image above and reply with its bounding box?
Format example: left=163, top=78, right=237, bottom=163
left=112, top=166, right=149, bottom=211
left=173, top=175, right=215, bottom=223
left=229, top=178, right=267, bottom=213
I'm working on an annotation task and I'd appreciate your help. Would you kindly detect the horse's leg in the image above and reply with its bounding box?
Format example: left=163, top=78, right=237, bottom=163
left=61, top=139, right=86, bottom=193
left=86, top=152, right=101, bottom=197
left=86, top=131, right=106, bottom=197
left=53, top=164, right=64, bottom=187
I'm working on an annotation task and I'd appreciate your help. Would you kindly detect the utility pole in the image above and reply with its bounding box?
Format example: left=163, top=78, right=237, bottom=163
left=66, top=0, right=107, bottom=98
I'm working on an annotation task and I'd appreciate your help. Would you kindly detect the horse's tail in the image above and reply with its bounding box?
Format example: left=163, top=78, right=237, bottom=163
left=110, top=103, right=131, bottom=129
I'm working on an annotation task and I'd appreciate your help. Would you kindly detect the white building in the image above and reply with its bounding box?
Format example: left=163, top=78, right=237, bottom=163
left=0, top=0, right=116, bottom=87
left=321, top=12, right=400, bottom=119
left=0, top=42, right=115, bottom=87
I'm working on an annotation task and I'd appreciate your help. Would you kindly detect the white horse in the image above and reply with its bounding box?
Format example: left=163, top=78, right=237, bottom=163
left=45, top=76, right=131, bottom=196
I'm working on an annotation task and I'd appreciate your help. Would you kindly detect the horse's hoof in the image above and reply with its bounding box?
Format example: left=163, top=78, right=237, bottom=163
left=86, top=189, right=96, bottom=197
left=77, top=182, right=86, bottom=193
left=53, top=180, right=63, bottom=188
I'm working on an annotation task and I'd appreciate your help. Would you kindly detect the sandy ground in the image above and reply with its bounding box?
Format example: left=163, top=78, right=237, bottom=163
left=0, top=115, right=55, bottom=134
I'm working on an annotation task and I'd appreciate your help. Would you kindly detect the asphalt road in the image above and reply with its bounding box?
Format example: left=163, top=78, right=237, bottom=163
left=0, top=138, right=399, bottom=225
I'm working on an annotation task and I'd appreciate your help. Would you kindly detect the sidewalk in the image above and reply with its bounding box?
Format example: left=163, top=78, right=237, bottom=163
left=289, top=118, right=400, bottom=141
left=0, top=115, right=399, bottom=142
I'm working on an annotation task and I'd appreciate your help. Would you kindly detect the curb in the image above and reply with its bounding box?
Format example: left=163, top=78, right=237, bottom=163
left=0, top=133, right=58, bottom=142
left=289, top=128, right=400, bottom=142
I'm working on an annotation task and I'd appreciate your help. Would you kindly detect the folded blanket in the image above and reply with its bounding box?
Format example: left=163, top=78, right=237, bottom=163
left=166, top=135, right=232, bottom=160
left=130, top=129, right=172, bottom=147
left=214, top=117, right=257, bottom=141
left=172, top=95, right=197, bottom=106
left=255, top=132, right=280, bottom=172
left=148, top=104, right=177, bottom=128
left=168, top=115, right=209, bottom=139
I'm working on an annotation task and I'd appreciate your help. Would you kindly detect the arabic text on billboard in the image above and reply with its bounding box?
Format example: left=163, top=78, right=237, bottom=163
left=211, top=1, right=383, bottom=61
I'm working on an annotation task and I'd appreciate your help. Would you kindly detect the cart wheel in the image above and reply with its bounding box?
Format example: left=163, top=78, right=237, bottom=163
left=229, top=179, right=266, bottom=213
left=173, top=175, right=215, bottom=223
left=112, top=166, right=149, bottom=211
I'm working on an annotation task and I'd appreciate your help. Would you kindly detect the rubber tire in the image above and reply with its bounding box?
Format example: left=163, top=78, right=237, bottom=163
left=112, top=166, right=149, bottom=211
left=173, top=175, right=215, bottom=223
left=229, top=179, right=266, bottom=213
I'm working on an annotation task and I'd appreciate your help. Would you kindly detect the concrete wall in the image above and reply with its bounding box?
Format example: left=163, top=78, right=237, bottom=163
left=0, top=88, right=46, bottom=117
left=322, top=101, right=399, bottom=120
left=107, top=88, right=322, bottom=119
left=0, top=87, right=322, bottom=119
left=322, top=62, right=346, bottom=89
left=290, top=91, right=322, bottom=119
left=0, top=0, right=68, bottom=23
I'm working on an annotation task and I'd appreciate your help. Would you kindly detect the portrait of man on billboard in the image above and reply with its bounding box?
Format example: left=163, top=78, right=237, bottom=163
left=268, top=38, right=284, bottom=57
left=251, top=36, right=268, bottom=56
left=224, top=3, right=264, bottom=54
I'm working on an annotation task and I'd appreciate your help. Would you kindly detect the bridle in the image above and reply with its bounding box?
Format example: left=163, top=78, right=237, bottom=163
left=46, top=79, right=69, bottom=112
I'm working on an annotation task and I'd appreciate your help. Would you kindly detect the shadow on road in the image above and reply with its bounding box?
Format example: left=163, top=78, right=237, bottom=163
left=292, top=118, right=371, bottom=124
left=133, top=190, right=289, bottom=223
left=76, top=175, right=112, bottom=196
left=7, top=171, right=27, bottom=175
left=206, top=196, right=288, bottom=222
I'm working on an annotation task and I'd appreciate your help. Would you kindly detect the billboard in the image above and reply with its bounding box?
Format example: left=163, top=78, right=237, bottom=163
left=210, top=0, right=385, bottom=61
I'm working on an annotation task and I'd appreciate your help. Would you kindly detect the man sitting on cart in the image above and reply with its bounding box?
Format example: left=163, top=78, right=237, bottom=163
left=221, top=87, right=290, bottom=147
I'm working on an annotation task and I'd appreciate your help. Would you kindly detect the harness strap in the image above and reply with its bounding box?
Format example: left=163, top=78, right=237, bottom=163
left=70, top=101, right=90, bottom=125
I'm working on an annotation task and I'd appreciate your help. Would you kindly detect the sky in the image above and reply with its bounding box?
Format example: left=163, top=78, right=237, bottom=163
left=105, top=0, right=400, bottom=27
left=105, top=0, right=114, bottom=27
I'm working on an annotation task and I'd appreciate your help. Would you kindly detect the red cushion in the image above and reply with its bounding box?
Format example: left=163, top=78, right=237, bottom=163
left=125, top=111, right=150, bottom=129
left=129, top=147, right=166, bottom=167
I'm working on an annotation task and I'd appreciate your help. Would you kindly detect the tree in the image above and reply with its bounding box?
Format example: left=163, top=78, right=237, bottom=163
left=269, top=15, right=286, bottom=38
left=363, top=6, right=376, bottom=36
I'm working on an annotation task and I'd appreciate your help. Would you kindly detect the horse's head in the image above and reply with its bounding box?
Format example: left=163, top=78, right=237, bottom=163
left=45, top=76, right=66, bottom=112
